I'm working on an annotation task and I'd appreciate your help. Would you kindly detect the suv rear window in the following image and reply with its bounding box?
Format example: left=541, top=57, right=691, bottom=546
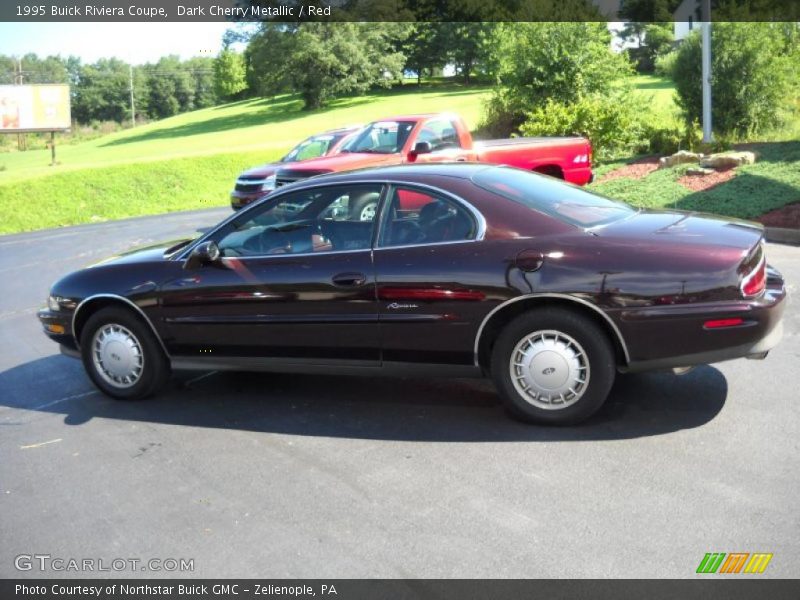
left=472, top=166, right=635, bottom=228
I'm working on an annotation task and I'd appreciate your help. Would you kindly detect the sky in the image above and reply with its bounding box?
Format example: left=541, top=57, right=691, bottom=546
left=0, top=21, right=633, bottom=64
left=0, top=22, right=253, bottom=64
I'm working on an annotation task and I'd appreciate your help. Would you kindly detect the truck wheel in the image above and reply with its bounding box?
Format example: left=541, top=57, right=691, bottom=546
left=80, top=306, right=170, bottom=400
left=491, top=308, right=615, bottom=425
left=350, top=192, right=380, bottom=222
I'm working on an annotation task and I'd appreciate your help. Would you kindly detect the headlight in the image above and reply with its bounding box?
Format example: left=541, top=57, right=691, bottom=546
left=47, top=295, right=61, bottom=311
left=261, top=175, right=277, bottom=192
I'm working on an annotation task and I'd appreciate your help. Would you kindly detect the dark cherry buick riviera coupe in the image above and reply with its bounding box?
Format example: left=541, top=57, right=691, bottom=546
left=38, top=164, right=786, bottom=424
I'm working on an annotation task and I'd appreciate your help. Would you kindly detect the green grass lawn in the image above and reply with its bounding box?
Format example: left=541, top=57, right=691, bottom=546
left=629, top=74, right=681, bottom=128
left=590, top=141, right=800, bottom=220
left=1, top=75, right=797, bottom=234
left=0, top=83, right=490, bottom=233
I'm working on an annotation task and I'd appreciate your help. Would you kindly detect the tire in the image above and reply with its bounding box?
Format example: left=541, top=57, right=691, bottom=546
left=491, top=308, right=615, bottom=425
left=79, top=306, right=170, bottom=400
left=350, top=192, right=380, bottom=222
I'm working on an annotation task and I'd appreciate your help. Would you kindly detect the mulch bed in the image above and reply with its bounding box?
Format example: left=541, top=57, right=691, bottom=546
left=596, top=156, right=661, bottom=183
left=676, top=166, right=737, bottom=192
left=756, top=202, right=800, bottom=229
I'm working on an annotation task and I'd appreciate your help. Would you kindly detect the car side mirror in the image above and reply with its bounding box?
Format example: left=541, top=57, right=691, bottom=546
left=184, top=241, right=220, bottom=269
left=411, top=141, right=432, bottom=156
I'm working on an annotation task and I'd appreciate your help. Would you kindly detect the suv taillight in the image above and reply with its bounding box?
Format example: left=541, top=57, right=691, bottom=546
left=741, top=257, right=766, bottom=298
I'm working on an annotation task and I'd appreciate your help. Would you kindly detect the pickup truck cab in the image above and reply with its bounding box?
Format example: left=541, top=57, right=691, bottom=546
left=231, top=125, right=362, bottom=209
left=273, top=113, right=593, bottom=220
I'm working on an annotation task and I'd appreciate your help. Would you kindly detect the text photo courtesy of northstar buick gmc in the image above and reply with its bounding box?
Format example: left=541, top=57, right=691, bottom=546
left=38, top=164, right=785, bottom=425
left=232, top=112, right=593, bottom=214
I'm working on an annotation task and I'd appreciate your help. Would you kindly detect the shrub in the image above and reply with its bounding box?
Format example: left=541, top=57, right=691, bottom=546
left=673, top=23, right=794, bottom=138
left=644, top=120, right=702, bottom=155
left=481, top=23, right=631, bottom=136
left=520, top=91, right=648, bottom=161
left=654, top=50, right=678, bottom=78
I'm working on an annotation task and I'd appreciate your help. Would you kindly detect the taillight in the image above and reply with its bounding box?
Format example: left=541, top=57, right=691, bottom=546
left=741, top=258, right=766, bottom=298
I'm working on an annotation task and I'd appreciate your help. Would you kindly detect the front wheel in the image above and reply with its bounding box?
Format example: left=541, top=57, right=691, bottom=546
left=80, top=306, right=170, bottom=400
left=491, top=308, right=616, bottom=425
left=350, top=193, right=379, bottom=222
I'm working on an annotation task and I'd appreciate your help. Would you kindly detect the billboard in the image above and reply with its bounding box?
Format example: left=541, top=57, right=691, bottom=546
left=0, top=84, right=71, bottom=132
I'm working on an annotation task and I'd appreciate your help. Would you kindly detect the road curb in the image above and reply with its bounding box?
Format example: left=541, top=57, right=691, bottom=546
left=765, top=227, right=800, bottom=246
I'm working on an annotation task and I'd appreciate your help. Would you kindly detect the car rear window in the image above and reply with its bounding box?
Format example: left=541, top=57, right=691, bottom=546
left=472, top=166, right=635, bottom=228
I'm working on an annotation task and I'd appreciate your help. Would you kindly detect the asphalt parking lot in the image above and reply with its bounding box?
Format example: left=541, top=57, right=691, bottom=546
left=0, top=209, right=798, bottom=578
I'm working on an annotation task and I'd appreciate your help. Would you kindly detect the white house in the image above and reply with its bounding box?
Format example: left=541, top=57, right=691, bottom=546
left=674, top=0, right=704, bottom=40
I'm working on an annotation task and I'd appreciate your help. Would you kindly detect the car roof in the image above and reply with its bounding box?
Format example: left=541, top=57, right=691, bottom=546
left=367, top=114, right=440, bottom=122
left=288, top=162, right=499, bottom=187
left=318, top=125, right=362, bottom=135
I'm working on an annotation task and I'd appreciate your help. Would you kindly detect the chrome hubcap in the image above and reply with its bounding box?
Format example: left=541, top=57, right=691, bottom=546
left=509, top=330, right=590, bottom=410
left=92, top=324, right=144, bottom=388
left=359, top=202, right=377, bottom=221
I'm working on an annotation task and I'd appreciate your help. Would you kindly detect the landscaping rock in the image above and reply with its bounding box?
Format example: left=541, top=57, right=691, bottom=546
left=700, top=151, right=756, bottom=169
left=686, top=167, right=715, bottom=176
left=658, top=150, right=703, bottom=168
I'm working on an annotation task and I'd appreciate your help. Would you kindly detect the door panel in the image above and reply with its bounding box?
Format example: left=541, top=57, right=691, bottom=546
left=373, top=184, right=494, bottom=365
left=160, top=251, right=378, bottom=362
left=160, top=184, right=383, bottom=363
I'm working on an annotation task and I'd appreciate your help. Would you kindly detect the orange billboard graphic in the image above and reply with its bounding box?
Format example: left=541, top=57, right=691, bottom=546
left=0, top=84, right=71, bottom=132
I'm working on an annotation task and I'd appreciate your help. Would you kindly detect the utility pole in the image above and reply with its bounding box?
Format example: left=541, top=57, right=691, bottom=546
left=15, top=58, right=26, bottom=150
left=129, top=64, right=135, bottom=128
left=701, top=0, right=713, bottom=143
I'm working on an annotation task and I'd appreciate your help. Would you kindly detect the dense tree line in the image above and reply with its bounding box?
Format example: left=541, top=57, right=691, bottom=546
left=0, top=22, right=505, bottom=124
left=0, top=53, right=217, bottom=125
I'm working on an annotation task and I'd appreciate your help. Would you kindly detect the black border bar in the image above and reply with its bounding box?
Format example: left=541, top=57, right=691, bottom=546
left=3, top=579, right=800, bottom=600
left=2, top=0, right=799, bottom=22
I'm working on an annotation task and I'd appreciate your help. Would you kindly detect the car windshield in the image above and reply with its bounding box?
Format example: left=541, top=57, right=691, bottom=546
left=472, top=166, right=635, bottom=228
left=281, top=134, right=339, bottom=162
left=342, top=120, right=416, bottom=154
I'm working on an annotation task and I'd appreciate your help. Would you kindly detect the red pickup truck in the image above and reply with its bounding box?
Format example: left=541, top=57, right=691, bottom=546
left=271, top=112, right=593, bottom=219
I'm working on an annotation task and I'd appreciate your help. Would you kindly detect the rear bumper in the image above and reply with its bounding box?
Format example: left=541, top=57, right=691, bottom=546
left=562, top=166, right=593, bottom=186
left=619, top=266, right=787, bottom=372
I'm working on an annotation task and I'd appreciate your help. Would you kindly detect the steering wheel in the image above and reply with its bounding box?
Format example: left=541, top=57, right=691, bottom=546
left=241, top=227, right=292, bottom=255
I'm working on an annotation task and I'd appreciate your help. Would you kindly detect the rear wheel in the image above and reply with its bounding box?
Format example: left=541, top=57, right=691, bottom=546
left=80, top=306, right=170, bottom=400
left=491, top=308, right=615, bottom=425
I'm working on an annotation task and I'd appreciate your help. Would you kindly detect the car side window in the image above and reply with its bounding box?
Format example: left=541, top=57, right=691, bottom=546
left=416, top=118, right=463, bottom=152
left=378, top=186, right=477, bottom=248
left=216, top=184, right=383, bottom=257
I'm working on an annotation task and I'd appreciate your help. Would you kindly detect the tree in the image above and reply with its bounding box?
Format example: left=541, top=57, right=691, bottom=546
left=72, top=58, right=131, bottom=123
left=622, top=23, right=674, bottom=73
left=145, top=55, right=196, bottom=118
left=673, top=23, right=794, bottom=138
left=185, top=56, right=217, bottom=109
left=482, top=23, right=632, bottom=134
left=442, top=23, right=498, bottom=84
left=246, top=22, right=408, bottom=109
left=214, top=48, right=247, bottom=99
left=398, top=23, right=449, bottom=84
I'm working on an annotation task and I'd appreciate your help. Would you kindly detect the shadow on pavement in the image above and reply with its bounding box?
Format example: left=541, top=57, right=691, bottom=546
left=0, top=354, right=728, bottom=442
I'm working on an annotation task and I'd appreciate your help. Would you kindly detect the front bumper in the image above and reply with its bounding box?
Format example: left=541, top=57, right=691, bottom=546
left=37, top=308, right=78, bottom=351
left=230, top=190, right=269, bottom=210
left=618, top=265, right=787, bottom=372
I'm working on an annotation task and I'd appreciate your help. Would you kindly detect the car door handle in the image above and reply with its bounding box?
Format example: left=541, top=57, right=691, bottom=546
left=332, top=272, right=367, bottom=287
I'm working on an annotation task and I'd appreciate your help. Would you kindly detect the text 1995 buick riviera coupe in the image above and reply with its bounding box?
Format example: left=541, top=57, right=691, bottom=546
left=38, top=164, right=786, bottom=424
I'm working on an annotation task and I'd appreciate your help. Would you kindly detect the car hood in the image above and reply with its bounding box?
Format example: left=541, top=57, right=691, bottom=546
left=596, top=209, right=764, bottom=250
left=281, top=151, right=396, bottom=173
left=89, top=238, right=193, bottom=268
left=238, top=161, right=282, bottom=179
